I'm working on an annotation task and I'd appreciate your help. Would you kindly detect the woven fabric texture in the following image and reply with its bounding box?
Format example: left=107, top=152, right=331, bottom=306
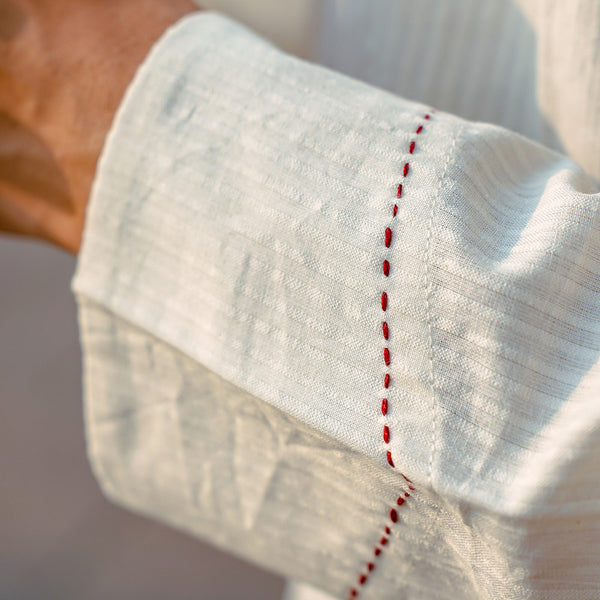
left=71, top=11, right=600, bottom=599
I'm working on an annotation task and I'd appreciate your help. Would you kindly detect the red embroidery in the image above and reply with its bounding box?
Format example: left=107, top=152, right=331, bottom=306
left=380, top=113, right=428, bottom=472
left=347, top=112, right=430, bottom=599
left=384, top=227, right=393, bottom=248
left=381, top=292, right=388, bottom=311
left=382, top=260, right=390, bottom=276
left=382, top=322, right=389, bottom=340
left=345, top=486, right=413, bottom=599
left=402, top=474, right=415, bottom=491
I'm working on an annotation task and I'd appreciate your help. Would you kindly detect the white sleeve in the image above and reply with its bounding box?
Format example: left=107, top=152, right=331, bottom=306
left=71, top=11, right=600, bottom=600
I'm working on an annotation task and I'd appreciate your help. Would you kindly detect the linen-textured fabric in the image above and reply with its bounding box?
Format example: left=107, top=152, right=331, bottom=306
left=314, top=0, right=600, bottom=181
left=71, top=9, right=600, bottom=600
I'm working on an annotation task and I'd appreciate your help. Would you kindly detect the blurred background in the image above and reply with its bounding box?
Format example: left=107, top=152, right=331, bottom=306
left=0, top=1, right=317, bottom=598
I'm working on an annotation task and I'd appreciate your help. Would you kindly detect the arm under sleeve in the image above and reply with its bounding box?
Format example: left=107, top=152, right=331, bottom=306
left=71, top=11, right=600, bottom=600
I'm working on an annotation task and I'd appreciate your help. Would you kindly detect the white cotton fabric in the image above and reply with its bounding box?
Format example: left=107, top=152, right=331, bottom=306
left=313, top=0, right=600, bottom=181
left=79, top=297, right=596, bottom=600
left=71, top=9, right=600, bottom=600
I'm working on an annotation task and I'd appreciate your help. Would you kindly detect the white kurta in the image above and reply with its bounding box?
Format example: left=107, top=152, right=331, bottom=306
left=71, top=6, right=600, bottom=600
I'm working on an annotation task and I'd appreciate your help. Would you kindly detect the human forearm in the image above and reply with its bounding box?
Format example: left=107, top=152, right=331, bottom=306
left=0, top=0, right=198, bottom=252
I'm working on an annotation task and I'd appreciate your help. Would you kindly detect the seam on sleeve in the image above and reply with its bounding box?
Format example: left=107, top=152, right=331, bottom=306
left=346, top=476, right=415, bottom=600
left=425, top=121, right=462, bottom=487
left=381, top=112, right=433, bottom=472
left=345, top=110, right=433, bottom=599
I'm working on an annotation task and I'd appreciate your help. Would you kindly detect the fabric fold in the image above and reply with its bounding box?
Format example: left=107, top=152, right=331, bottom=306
left=72, top=10, right=600, bottom=516
left=71, top=9, right=600, bottom=598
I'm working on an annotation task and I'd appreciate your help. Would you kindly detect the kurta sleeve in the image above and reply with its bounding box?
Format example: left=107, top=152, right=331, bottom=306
left=70, top=10, right=600, bottom=600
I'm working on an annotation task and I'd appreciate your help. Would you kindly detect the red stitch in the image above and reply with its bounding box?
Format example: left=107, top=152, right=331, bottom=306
left=382, top=260, right=390, bottom=276
left=347, top=492, right=413, bottom=600
left=348, top=114, right=428, bottom=600
left=402, top=474, right=415, bottom=491
left=384, top=227, right=392, bottom=247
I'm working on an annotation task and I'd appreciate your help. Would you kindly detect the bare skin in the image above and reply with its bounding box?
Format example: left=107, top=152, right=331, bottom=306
left=0, top=0, right=198, bottom=253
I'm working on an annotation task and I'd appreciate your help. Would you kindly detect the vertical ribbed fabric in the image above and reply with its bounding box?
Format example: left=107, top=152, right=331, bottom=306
left=315, top=0, right=600, bottom=180
left=71, top=10, right=600, bottom=600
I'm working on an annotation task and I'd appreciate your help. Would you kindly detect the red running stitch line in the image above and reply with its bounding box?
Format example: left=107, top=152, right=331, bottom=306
left=347, top=112, right=431, bottom=600
left=381, top=113, right=429, bottom=471
left=346, top=485, right=413, bottom=600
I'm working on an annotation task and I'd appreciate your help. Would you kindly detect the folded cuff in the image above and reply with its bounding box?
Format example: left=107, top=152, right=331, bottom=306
left=72, top=11, right=600, bottom=519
